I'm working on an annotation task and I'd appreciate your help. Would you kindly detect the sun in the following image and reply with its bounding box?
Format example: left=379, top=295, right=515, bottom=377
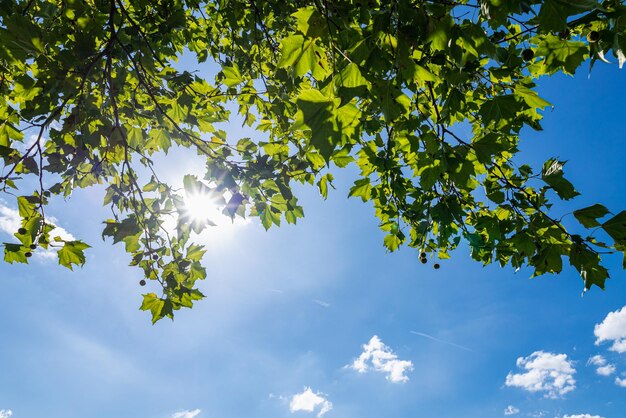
left=183, top=190, right=227, bottom=226
left=172, top=186, right=250, bottom=240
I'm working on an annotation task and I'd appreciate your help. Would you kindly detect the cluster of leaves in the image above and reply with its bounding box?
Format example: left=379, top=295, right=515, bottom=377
left=2, top=0, right=626, bottom=322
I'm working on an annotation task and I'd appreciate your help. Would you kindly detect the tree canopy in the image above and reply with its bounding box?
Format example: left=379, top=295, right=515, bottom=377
left=1, top=0, right=626, bottom=322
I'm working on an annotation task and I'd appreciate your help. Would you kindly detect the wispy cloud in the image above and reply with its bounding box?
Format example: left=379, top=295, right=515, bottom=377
left=587, top=355, right=606, bottom=367
left=587, top=355, right=615, bottom=376
left=348, top=335, right=413, bottom=383
left=505, top=351, right=576, bottom=398
left=504, top=405, right=520, bottom=415
left=594, top=306, right=626, bottom=353
left=616, top=377, right=626, bottom=387
left=312, top=299, right=330, bottom=308
left=562, top=414, right=604, bottom=418
left=46, top=320, right=146, bottom=384
left=0, top=410, right=12, bottom=418
left=410, top=330, right=474, bottom=352
left=289, top=387, right=332, bottom=417
left=171, top=409, right=201, bottom=418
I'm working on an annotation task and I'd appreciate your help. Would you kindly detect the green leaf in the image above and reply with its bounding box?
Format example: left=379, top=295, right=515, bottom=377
left=102, top=218, right=142, bottom=245
left=15, top=215, right=42, bottom=246
left=166, top=102, right=189, bottom=123
left=479, top=95, right=520, bottom=126
left=573, top=204, right=609, bottom=228
left=221, top=66, right=243, bottom=87
left=122, top=234, right=140, bottom=253
left=126, top=126, right=144, bottom=149
left=531, top=246, right=563, bottom=277
left=277, top=34, right=317, bottom=77
left=602, top=211, right=626, bottom=244
left=331, top=148, right=354, bottom=168
left=17, top=195, right=38, bottom=218
left=147, top=128, right=171, bottom=153
left=414, top=65, right=437, bottom=83
left=317, top=173, right=334, bottom=199
left=183, top=174, right=202, bottom=194
left=260, top=206, right=281, bottom=230
left=384, top=233, right=403, bottom=252
left=140, top=293, right=167, bottom=324
left=1, top=14, right=45, bottom=57
left=349, top=178, right=372, bottom=202
left=514, top=85, right=552, bottom=109
left=186, top=244, right=206, bottom=262
left=427, top=16, right=451, bottom=51
left=538, top=0, right=597, bottom=33
left=292, top=6, right=325, bottom=37
left=534, top=36, right=588, bottom=75
left=58, top=240, right=90, bottom=270
left=306, top=152, right=326, bottom=169
left=569, top=243, right=608, bottom=290
left=541, top=159, right=579, bottom=200
left=293, top=89, right=337, bottom=159
left=4, top=243, right=27, bottom=264
left=337, top=63, right=367, bottom=88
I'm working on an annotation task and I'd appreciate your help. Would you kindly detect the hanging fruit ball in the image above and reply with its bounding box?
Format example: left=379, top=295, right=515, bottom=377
left=521, top=48, right=535, bottom=62
left=587, top=31, right=600, bottom=42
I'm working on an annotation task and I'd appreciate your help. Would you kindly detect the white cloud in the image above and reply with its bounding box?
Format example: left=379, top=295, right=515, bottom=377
left=171, top=409, right=201, bottom=418
left=348, top=335, right=413, bottom=383
left=505, top=351, right=576, bottom=398
left=0, top=204, right=21, bottom=234
left=504, top=405, right=520, bottom=415
left=45, top=215, right=75, bottom=241
left=587, top=355, right=615, bottom=376
left=289, top=387, right=332, bottom=417
left=0, top=410, right=12, bottom=418
left=0, top=201, right=75, bottom=259
left=562, top=415, right=604, bottom=418
left=587, top=354, right=606, bottom=367
left=616, top=377, right=626, bottom=387
left=269, top=393, right=287, bottom=401
left=594, top=306, right=626, bottom=353
left=596, top=364, right=616, bottom=376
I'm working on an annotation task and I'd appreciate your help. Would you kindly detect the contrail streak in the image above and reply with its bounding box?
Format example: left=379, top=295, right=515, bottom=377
left=410, top=331, right=474, bottom=352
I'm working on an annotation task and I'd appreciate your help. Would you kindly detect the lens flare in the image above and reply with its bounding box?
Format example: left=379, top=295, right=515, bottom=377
left=183, top=191, right=224, bottom=225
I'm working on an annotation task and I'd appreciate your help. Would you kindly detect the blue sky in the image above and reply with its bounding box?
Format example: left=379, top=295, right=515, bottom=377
left=2, top=59, right=626, bottom=418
